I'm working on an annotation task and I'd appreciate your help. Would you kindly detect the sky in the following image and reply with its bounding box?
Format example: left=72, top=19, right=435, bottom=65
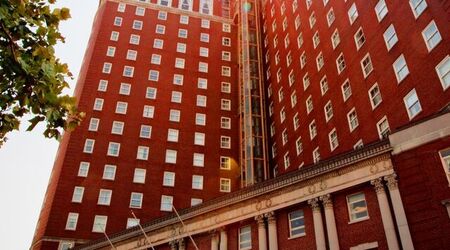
left=0, top=1, right=98, bottom=249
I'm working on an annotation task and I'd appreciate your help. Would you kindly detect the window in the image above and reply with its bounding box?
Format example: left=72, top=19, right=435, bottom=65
left=291, top=92, right=297, bottom=107
left=132, top=20, right=143, bottom=30
left=221, top=82, right=231, bottom=93
left=354, top=27, right=365, bottom=50
left=179, top=0, right=192, bottom=10
left=171, top=91, right=182, bottom=103
left=199, top=47, right=209, bottom=57
left=102, top=62, right=112, bottom=74
left=303, top=73, right=310, bottom=90
left=143, top=105, right=154, bottom=118
left=222, top=37, right=231, bottom=46
left=72, top=186, right=84, bottom=203
left=316, top=53, right=324, bottom=71
left=122, top=66, right=134, bottom=78
left=201, top=19, right=210, bottom=28
left=175, top=58, right=185, bottom=69
left=106, top=46, right=115, bottom=57
left=422, top=20, right=442, bottom=51
left=336, top=53, right=346, bottom=74
left=127, top=218, right=140, bottom=229
left=59, top=242, right=74, bottom=250
left=309, top=12, right=316, bottom=28
left=284, top=152, right=290, bottom=169
left=369, top=83, right=383, bottom=109
left=191, top=198, right=203, bottom=206
left=221, top=117, right=231, bottom=129
left=169, top=109, right=181, bottom=122
left=354, top=139, right=364, bottom=149
left=327, top=8, right=335, bottom=26
left=133, top=168, right=146, bottom=184
left=220, top=178, right=231, bottom=192
left=167, top=129, right=179, bottom=142
left=160, top=195, right=173, bottom=211
left=135, top=7, right=145, bottom=16
left=129, top=34, right=140, bottom=45
left=329, top=129, right=339, bottom=151
left=92, top=215, right=107, bottom=233
left=221, top=136, right=231, bottom=149
left=436, top=56, right=450, bottom=90
left=320, top=76, right=329, bottom=95
left=192, top=175, right=204, bottom=190
left=222, top=66, right=231, bottom=77
left=312, top=31, right=320, bottom=48
left=293, top=113, right=300, bottom=130
left=347, top=193, right=369, bottom=222
left=158, top=11, right=167, bottom=20
left=197, top=95, right=207, bottom=107
left=438, top=148, right=450, bottom=184
left=137, top=146, right=149, bottom=160
left=155, top=24, right=165, bottom=34
left=178, top=29, right=188, bottom=38
left=222, top=51, right=231, bottom=61
left=197, top=78, right=208, bottom=89
left=146, top=87, right=157, bottom=99
left=115, top=102, right=128, bottom=114
left=65, top=213, right=79, bottom=230
left=97, top=80, right=108, bottom=92
left=165, top=149, right=177, bottom=164
left=348, top=3, right=358, bottom=24
left=295, top=137, right=303, bottom=155
left=313, top=147, right=320, bottom=163
left=196, top=113, right=206, bottom=126
left=78, top=162, right=90, bottom=177
left=331, top=29, right=340, bottom=49
left=139, top=125, right=151, bottom=138
left=377, top=116, right=390, bottom=139
left=404, top=88, right=422, bottom=119
left=130, top=192, right=143, bottom=208
left=193, top=153, right=204, bottom=167
left=280, top=107, right=286, bottom=123
left=117, top=3, right=126, bottom=12
left=324, top=101, right=333, bottom=122
left=180, top=15, right=189, bottom=24
left=297, top=33, right=304, bottom=48
left=361, top=54, right=373, bottom=78
left=114, top=17, right=122, bottom=26
left=199, top=0, right=213, bottom=15
left=409, top=0, right=427, bottom=18
left=107, top=142, right=120, bottom=157
left=220, top=157, right=231, bottom=170
left=173, top=74, right=184, bottom=86
left=110, top=31, right=119, bottom=41
left=347, top=108, right=359, bottom=132
left=163, top=171, right=175, bottom=187
left=306, top=96, right=313, bottom=114
left=282, top=129, right=288, bottom=145
left=342, top=79, right=352, bottom=101
left=153, top=39, right=164, bottom=49
left=88, top=118, right=99, bottom=131
left=309, top=120, right=317, bottom=140
left=119, top=83, right=131, bottom=95
left=383, top=25, right=398, bottom=51
left=289, top=210, right=305, bottom=238
left=221, top=99, right=231, bottom=110
left=199, top=62, right=208, bottom=73
left=158, top=0, right=172, bottom=7
left=239, top=226, right=252, bottom=249
left=151, top=54, right=161, bottom=65
left=272, top=143, right=277, bottom=158
left=98, top=189, right=112, bottom=206
left=103, top=165, right=116, bottom=180
left=375, top=0, right=388, bottom=21
left=83, top=139, right=95, bottom=153
left=148, top=70, right=159, bottom=82
left=194, top=132, right=205, bottom=146
left=393, top=55, right=409, bottom=83
left=200, top=33, right=209, bottom=42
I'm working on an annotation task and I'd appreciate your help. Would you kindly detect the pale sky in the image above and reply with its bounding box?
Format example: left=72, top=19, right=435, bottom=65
left=0, top=1, right=98, bottom=249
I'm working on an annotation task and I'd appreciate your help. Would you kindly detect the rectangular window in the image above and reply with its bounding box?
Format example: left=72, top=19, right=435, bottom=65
left=139, top=125, right=152, bottom=139
left=114, top=17, right=122, bottom=26
left=439, top=148, right=450, bottom=184
left=146, top=87, right=157, bottom=99
left=122, top=66, right=134, bottom=77
left=295, top=137, right=303, bottom=155
left=327, top=8, right=335, bottom=26
left=354, top=27, right=366, bottom=50
left=320, top=76, right=329, bottom=95
left=199, top=62, right=208, bottom=73
left=201, top=19, right=209, bottom=28
left=115, top=102, right=128, bottom=114
left=324, top=101, right=333, bottom=122
left=107, top=142, right=120, bottom=157
left=313, top=147, right=320, bottom=163
left=129, top=34, right=140, bottom=45
left=127, top=218, right=140, bottom=229
left=102, top=63, right=112, bottom=74
left=193, top=153, right=204, bottom=167
left=336, top=53, right=346, bottom=74
left=194, top=132, right=205, bottom=146
left=160, top=195, right=173, bottom=211
left=422, top=20, right=442, bottom=52
left=375, top=0, right=388, bottom=21
left=404, top=88, right=422, bottom=119
left=383, top=24, right=398, bottom=51
left=348, top=3, right=358, bottom=24
left=111, top=120, right=124, bottom=133
left=143, top=105, right=154, bottom=118
left=347, top=193, right=369, bottom=222
left=341, top=79, right=352, bottom=101
left=167, top=129, right=179, bottom=142
left=289, top=210, right=305, bottom=238
left=221, top=136, right=231, bottom=149
left=83, top=139, right=95, bottom=153
left=155, top=24, right=165, bottom=34
left=220, top=178, right=231, bottom=192
left=393, top=55, right=409, bottom=83
left=153, top=39, right=164, bottom=49
left=136, top=146, right=149, bottom=160
left=175, top=58, right=185, bottom=69
left=102, top=165, right=116, bottom=180
left=173, top=74, right=184, bottom=85
left=78, top=162, right=90, bottom=177
left=196, top=113, right=206, bottom=126
left=132, top=20, right=143, bottom=30
left=178, top=29, right=188, bottom=38
left=200, top=47, right=209, bottom=57
left=347, top=108, right=359, bottom=132
left=151, top=54, right=161, bottom=65
left=180, top=15, right=189, bottom=24
left=136, top=7, right=145, bottom=16
left=165, top=149, right=177, bottom=164
left=197, top=95, right=207, bottom=107
left=221, top=82, right=231, bottom=93
left=88, top=118, right=99, bottom=131
left=239, top=226, right=252, bottom=249
left=436, top=56, right=450, bottom=90
left=221, top=99, right=231, bottom=110
left=97, top=80, right=108, bottom=92
left=222, top=37, right=231, bottom=46
left=329, top=129, right=339, bottom=151
left=361, top=53, right=373, bottom=78
left=222, top=66, right=231, bottom=77
left=110, top=31, right=119, bottom=41
left=171, top=91, right=182, bottom=103
left=309, top=120, right=317, bottom=140
left=72, top=186, right=84, bottom=203
left=222, top=51, right=231, bottom=61
left=130, top=192, right=143, bottom=208
left=200, top=33, right=209, bottom=42
left=377, top=116, right=390, bottom=139
left=331, top=29, right=340, bottom=49
left=169, top=109, right=180, bottom=122
left=284, top=152, right=290, bottom=169
left=148, top=70, right=159, bottom=81
left=98, top=189, right=112, bottom=205
left=192, top=175, right=204, bottom=190
left=92, top=215, right=107, bottom=233
left=119, top=83, right=131, bottom=95
left=65, top=213, right=79, bottom=231
left=106, top=46, right=115, bottom=57
left=163, top=171, right=175, bottom=187
left=369, top=83, right=382, bottom=109
left=220, top=157, right=231, bottom=170
left=117, top=3, right=126, bottom=12
left=158, top=11, right=167, bottom=20
left=133, top=168, right=146, bottom=184
left=191, top=198, right=203, bottom=206
left=198, top=78, right=208, bottom=89
left=409, top=0, right=427, bottom=18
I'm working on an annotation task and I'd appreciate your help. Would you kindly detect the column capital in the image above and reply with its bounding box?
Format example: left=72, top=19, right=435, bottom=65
left=320, top=194, right=333, bottom=209
left=384, top=173, right=399, bottom=190
left=370, top=178, right=385, bottom=194
left=255, top=214, right=265, bottom=226
left=169, top=240, right=178, bottom=250
left=308, top=198, right=321, bottom=211
left=177, top=238, right=185, bottom=248
left=264, top=211, right=276, bottom=224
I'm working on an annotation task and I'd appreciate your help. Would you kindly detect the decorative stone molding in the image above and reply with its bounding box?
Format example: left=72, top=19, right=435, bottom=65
left=177, top=238, right=185, bottom=248
left=169, top=240, right=177, bottom=250
left=320, top=194, right=333, bottom=209
left=384, top=173, right=398, bottom=190
left=264, top=211, right=276, bottom=224
left=370, top=178, right=385, bottom=194
left=308, top=198, right=320, bottom=211
left=255, top=214, right=265, bottom=226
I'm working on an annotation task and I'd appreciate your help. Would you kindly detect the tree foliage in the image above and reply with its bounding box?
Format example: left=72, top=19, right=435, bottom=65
left=0, top=0, right=82, bottom=147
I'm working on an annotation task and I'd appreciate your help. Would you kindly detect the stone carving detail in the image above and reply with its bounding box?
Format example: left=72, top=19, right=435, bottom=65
left=320, top=194, right=333, bottom=208
left=370, top=178, right=385, bottom=194
left=264, top=211, right=276, bottom=224
left=177, top=238, right=185, bottom=248
left=308, top=198, right=320, bottom=211
left=384, top=173, right=399, bottom=190
left=255, top=214, right=265, bottom=226
left=169, top=240, right=177, bottom=250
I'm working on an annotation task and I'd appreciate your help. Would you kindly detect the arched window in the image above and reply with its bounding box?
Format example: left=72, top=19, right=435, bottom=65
left=179, top=0, right=192, bottom=11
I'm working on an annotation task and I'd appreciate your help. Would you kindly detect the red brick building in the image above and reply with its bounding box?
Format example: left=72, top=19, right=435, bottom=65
left=32, top=0, right=450, bottom=249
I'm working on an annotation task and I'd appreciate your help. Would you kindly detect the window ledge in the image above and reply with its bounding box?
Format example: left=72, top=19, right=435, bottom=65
left=288, top=233, right=306, bottom=240
left=348, top=216, right=370, bottom=225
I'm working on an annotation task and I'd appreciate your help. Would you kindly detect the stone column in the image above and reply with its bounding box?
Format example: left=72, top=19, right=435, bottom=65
left=385, top=174, right=414, bottom=250
left=169, top=240, right=177, bottom=250
left=371, top=178, right=399, bottom=250
left=308, top=198, right=326, bottom=250
left=219, top=229, right=228, bottom=250
left=178, top=238, right=185, bottom=250
left=211, top=231, right=219, bottom=250
left=265, top=212, right=278, bottom=250
left=255, top=214, right=267, bottom=250
left=320, top=194, right=339, bottom=250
